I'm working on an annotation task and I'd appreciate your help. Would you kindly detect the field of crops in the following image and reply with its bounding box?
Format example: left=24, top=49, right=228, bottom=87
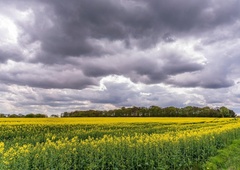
left=0, top=117, right=240, bottom=169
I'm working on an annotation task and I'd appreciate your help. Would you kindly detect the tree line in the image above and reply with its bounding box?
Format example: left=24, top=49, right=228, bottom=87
left=0, top=106, right=236, bottom=118
left=0, top=113, right=50, bottom=118
left=61, top=106, right=236, bottom=118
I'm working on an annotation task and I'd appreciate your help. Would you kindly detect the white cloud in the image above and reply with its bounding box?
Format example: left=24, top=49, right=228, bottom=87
left=0, top=15, right=18, bottom=45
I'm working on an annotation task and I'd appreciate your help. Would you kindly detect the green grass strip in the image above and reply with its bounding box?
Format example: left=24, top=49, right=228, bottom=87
left=204, top=139, right=240, bottom=170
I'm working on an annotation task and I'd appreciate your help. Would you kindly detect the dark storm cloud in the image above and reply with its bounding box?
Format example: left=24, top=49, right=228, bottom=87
left=0, top=48, right=21, bottom=63
left=3, top=0, right=238, bottom=64
left=81, top=62, right=119, bottom=77
left=162, top=33, right=176, bottom=43
left=167, top=55, right=235, bottom=89
left=1, top=0, right=238, bottom=87
left=162, top=54, right=204, bottom=75
left=0, top=63, right=97, bottom=89
left=168, top=76, right=234, bottom=89
left=200, top=79, right=233, bottom=89
left=80, top=49, right=205, bottom=85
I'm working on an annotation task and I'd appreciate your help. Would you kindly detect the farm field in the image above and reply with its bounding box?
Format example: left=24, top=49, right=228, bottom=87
left=0, top=117, right=240, bottom=170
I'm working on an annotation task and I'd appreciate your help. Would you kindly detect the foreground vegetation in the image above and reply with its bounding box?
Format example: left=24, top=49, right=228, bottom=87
left=204, top=139, right=240, bottom=170
left=0, top=118, right=240, bottom=169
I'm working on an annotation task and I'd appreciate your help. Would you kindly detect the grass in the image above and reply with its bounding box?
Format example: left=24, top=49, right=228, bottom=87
left=205, top=139, right=240, bottom=170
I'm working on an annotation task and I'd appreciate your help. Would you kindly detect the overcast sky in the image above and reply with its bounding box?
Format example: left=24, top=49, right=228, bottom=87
left=1, top=0, right=240, bottom=115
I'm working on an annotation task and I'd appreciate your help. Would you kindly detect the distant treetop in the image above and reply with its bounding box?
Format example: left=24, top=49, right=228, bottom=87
left=61, top=106, right=236, bottom=118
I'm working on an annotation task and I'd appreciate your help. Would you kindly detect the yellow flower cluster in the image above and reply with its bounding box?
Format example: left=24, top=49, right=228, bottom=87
left=0, top=117, right=239, bottom=169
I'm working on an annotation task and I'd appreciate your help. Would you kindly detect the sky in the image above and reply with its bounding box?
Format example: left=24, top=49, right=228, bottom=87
left=0, top=0, right=240, bottom=115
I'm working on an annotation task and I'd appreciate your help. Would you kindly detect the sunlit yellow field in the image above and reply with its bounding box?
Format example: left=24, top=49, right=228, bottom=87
left=0, top=117, right=239, bottom=169
left=0, top=117, right=231, bottom=124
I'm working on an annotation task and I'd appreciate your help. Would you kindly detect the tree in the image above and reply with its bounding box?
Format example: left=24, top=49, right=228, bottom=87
left=0, top=113, right=6, bottom=117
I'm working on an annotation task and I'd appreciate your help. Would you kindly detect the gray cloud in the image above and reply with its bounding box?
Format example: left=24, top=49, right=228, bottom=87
left=166, top=63, right=234, bottom=89
left=0, top=62, right=97, bottom=89
left=2, top=0, right=238, bottom=63
left=0, top=48, right=21, bottom=63
left=80, top=48, right=205, bottom=85
left=0, top=0, right=240, bottom=114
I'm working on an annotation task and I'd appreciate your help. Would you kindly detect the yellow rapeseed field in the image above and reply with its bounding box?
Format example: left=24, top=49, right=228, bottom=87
left=0, top=117, right=239, bottom=169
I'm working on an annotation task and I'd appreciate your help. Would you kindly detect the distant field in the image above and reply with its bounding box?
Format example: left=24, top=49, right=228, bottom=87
left=0, top=118, right=240, bottom=169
